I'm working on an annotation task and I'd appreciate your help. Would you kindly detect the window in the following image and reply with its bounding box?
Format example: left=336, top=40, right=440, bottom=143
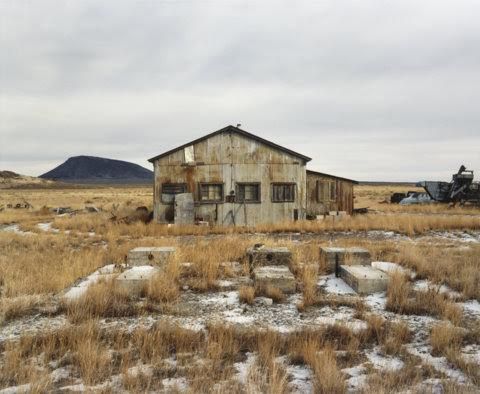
left=199, top=183, right=224, bottom=202
left=271, top=183, right=295, bottom=202
left=317, top=180, right=336, bottom=202
left=236, top=183, right=261, bottom=203
left=330, top=181, right=337, bottom=201
left=161, top=183, right=187, bottom=204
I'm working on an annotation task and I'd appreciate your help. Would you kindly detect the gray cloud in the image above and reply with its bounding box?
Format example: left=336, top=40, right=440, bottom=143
left=1, top=0, right=480, bottom=181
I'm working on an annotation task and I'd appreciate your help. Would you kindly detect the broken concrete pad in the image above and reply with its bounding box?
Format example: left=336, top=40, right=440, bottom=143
left=247, top=246, right=292, bottom=267
left=320, top=247, right=371, bottom=272
left=115, top=266, right=159, bottom=296
left=63, top=264, right=119, bottom=300
left=253, top=266, right=296, bottom=294
left=339, top=265, right=389, bottom=294
left=127, top=247, right=175, bottom=267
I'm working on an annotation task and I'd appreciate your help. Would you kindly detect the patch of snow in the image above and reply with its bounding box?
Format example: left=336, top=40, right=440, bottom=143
left=50, top=367, right=70, bottom=383
left=342, top=364, right=367, bottom=392
left=1, top=224, right=32, bottom=235
left=286, top=364, right=313, bottom=393
left=364, top=292, right=387, bottom=311
left=200, top=291, right=239, bottom=306
left=0, top=384, right=31, bottom=394
left=315, top=316, right=367, bottom=332
left=162, top=377, right=188, bottom=391
left=59, top=383, right=85, bottom=392
left=234, top=352, right=257, bottom=384
left=223, top=309, right=255, bottom=324
left=318, top=274, right=357, bottom=295
left=37, top=222, right=59, bottom=233
left=365, top=347, right=404, bottom=371
left=127, top=364, right=153, bottom=377
left=63, top=264, right=117, bottom=300
left=216, top=279, right=234, bottom=288
left=406, top=344, right=468, bottom=383
left=413, top=280, right=462, bottom=299
left=461, top=300, right=480, bottom=317
left=461, top=344, right=480, bottom=364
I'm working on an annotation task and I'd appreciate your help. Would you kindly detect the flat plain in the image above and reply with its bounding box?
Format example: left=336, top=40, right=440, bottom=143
left=0, top=185, right=479, bottom=393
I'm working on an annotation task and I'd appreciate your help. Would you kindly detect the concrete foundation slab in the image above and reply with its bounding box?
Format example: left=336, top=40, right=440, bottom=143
left=339, top=265, right=389, bottom=294
left=253, top=266, right=296, bottom=294
left=320, top=247, right=371, bottom=272
left=247, top=246, right=292, bottom=268
left=116, top=266, right=159, bottom=296
left=127, top=247, right=175, bottom=267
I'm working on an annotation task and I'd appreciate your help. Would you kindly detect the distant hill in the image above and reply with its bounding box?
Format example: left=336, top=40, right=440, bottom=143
left=0, top=170, right=57, bottom=189
left=39, top=156, right=153, bottom=184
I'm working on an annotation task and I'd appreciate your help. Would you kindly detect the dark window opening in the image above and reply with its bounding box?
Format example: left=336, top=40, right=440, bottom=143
left=272, top=183, right=295, bottom=202
left=199, top=183, right=224, bottom=203
left=161, top=183, right=187, bottom=204
left=236, top=183, right=261, bottom=203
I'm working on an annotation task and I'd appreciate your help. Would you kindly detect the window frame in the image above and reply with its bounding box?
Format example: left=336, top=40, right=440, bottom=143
left=271, top=182, right=296, bottom=203
left=161, top=183, right=188, bottom=204
left=317, top=180, right=337, bottom=202
left=199, top=182, right=224, bottom=203
left=329, top=181, right=337, bottom=201
left=236, top=182, right=261, bottom=204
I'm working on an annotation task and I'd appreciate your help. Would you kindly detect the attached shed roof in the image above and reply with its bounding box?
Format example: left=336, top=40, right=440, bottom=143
left=307, top=169, right=358, bottom=184
left=148, top=125, right=312, bottom=163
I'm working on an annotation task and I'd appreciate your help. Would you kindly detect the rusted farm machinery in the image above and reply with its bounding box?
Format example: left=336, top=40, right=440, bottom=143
left=417, top=165, right=480, bottom=204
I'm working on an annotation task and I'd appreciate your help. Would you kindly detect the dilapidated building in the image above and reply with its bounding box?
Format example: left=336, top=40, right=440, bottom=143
left=148, top=125, right=357, bottom=225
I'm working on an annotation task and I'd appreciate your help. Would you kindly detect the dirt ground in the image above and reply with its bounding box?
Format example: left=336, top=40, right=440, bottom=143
left=0, top=185, right=479, bottom=393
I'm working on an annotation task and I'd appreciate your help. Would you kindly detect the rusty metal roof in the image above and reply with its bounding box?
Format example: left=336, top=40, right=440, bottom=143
left=148, top=125, right=312, bottom=163
left=307, top=169, right=358, bottom=184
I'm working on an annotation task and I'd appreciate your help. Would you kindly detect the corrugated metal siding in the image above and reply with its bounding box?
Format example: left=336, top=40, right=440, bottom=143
left=153, top=131, right=307, bottom=225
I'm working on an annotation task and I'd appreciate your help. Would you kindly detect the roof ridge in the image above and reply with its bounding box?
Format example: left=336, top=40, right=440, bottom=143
left=148, top=125, right=312, bottom=163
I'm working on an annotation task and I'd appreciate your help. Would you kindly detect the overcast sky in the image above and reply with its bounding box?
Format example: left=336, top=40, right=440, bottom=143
left=1, top=1, right=479, bottom=181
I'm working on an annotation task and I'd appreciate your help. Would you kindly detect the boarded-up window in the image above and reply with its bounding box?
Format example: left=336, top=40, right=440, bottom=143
left=184, top=145, right=195, bottom=163
left=272, top=183, right=295, bottom=202
left=161, top=183, right=187, bottom=204
left=236, top=183, right=261, bottom=203
left=330, top=181, right=337, bottom=201
left=317, top=180, right=336, bottom=202
left=199, top=183, right=223, bottom=202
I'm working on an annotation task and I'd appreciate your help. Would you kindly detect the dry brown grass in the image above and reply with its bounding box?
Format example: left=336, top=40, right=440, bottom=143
left=64, top=279, right=139, bottom=323
left=239, top=286, right=255, bottom=305
left=298, top=263, right=318, bottom=308
left=364, top=314, right=411, bottom=356
left=0, top=232, right=107, bottom=296
left=0, top=295, right=52, bottom=323
left=364, top=357, right=437, bottom=393
left=430, top=323, right=479, bottom=385
left=395, top=244, right=480, bottom=300
left=310, top=346, right=346, bottom=394
left=255, top=284, right=286, bottom=303
left=144, top=259, right=181, bottom=304
left=47, top=211, right=480, bottom=238
left=386, top=271, right=462, bottom=324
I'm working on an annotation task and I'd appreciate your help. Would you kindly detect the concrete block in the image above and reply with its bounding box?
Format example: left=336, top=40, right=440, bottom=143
left=339, top=265, right=389, bottom=294
left=247, top=246, right=292, bottom=267
left=127, top=247, right=175, bottom=267
left=320, top=247, right=371, bottom=272
left=253, top=266, right=296, bottom=294
left=116, top=266, right=159, bottom=296
left=174, top=193, right=194, bottom=225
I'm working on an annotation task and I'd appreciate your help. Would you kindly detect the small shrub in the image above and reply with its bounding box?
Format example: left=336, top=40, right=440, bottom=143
left=239, top=286, right=255, bottom=305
